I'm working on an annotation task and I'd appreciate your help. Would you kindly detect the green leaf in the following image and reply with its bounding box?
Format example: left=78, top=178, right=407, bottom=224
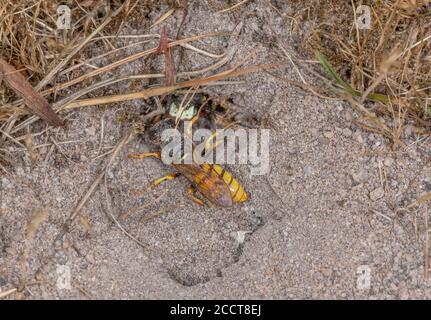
left=316, top=51, right=389, bottom=104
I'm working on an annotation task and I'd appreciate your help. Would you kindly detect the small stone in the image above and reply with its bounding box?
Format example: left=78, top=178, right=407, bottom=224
left=370, top=187, right=385, bottom=201
left=86, top=253, right=96, bottom=264
left=345, top=111, right=353, bottom=121
left=107, top=170, right=114, bottom=179
left=342, top=128, right=352, bottom=137
left=354, top=131, right=364, bottom=144
left=310, top=128, right=319, bottom=137
left=231, top=231, right=251, bottom=244
left=352, top=170, right=367, bottom=183
left=404, top=254, right=414, bottom=263
left=384, top=158, right=394, bottom=167
left=303, top=166, right=313, bottom=176
left=16, top=167, right=24, bottom=176
left=323, top=131, right=334, bottom=139
left=35, top=271, right=44, bottom=281
left=86, top=126, right=96, bottom=136
left=1, top=177, right=11, bottom=189
left=318, top=137, right=330, bottom=145
left=62, top=239, right=70, bottom=250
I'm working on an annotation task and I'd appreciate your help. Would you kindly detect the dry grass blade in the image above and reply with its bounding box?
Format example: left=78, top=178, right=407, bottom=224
left=37, top=32, right=228, bottom=97
left=176, top=0, right=189, bottom=39
left=150, top=7, right=175, bottom=29
left=0, top=288, right=17, bottom=299
left=301, top=0, right=431, bottom=140
left=217, top=0, right=251, bottom=14
left=157, top=26, right=176, bottom=86
left=0, top=57, right=63, bottom=127
left=35, top=1, right=129, bottom=91
left=316, top=52, right=389, bottom=104
left=62, top=63, right=278, bottom=111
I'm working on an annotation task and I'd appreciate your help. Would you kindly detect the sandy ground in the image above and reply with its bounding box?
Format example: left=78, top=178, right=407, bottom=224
left=1, top=1, right=431, bottom=299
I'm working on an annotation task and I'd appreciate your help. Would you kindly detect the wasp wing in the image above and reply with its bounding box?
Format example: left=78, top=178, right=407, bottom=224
left=173, top=163, right=233, bottom=207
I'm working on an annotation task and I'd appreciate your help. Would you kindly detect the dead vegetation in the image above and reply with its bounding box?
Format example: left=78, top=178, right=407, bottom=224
left=281, top=0, right=431, bottom=146
left=0, top=0, right=271, bottom=172
left=0, top=1, right=429, bottom=163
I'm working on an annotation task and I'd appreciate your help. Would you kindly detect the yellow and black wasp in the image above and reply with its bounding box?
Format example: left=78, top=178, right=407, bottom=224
left=129, top=94, right=250, bottom=207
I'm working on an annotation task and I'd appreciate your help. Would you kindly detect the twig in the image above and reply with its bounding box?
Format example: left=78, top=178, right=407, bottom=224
left=0, top=288, right=17, bottom=299
left=217, top=0, right=251, bottom=14
left=61, top=63, right=277, bottom=111
left=176, top=0, right=189, bottom=40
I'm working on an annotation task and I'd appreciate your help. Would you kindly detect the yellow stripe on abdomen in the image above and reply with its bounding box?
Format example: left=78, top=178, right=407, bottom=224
left=202, top=164, right=248, bottom=203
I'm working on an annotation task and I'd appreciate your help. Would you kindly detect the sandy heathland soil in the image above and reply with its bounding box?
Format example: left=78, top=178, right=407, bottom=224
left=1, top=1, right=431, bottom=299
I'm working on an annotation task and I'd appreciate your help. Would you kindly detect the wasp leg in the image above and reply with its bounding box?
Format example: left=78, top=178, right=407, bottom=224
left=184, top=98, right=209, bottom=138
left=128, top=152, right=161, bottom=160
left=130, top=173, right=180, bottom=196
left=187, top=185, right=205, bottom=206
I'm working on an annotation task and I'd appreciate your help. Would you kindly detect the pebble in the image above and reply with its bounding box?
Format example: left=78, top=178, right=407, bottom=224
left=370, top=187, right=385, bottom=201
left=352, top=170, right=368, bottom=183
left=318, top=137, right=330, bottom=145
left=16, top=167, right=24, bottom=176
left=86, top=126, right=96, bottom=136
left=383, top=158, right=394, bottom=167
left=342, top=128, right=352, bottom=137
left=1, top=177, right=11, bottom=189
left=353, top=131, right=364, bottom=144
left=310, top=128, right=319, bottom=137
left=35, top=271, right=44, bottom=282
left=303, top=165, right=313, bottom=176
left=62, top=239, right=70, bottom=250
left=323, top=131, right=334, bottom=139
left=107, top=170, right=114, bottom=179
left=231, top=231, right=251, bottom=244
left=86, top=253, right=96, bottom=264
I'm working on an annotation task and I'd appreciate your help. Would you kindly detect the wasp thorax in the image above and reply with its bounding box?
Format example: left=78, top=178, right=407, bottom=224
left=146, top=118, right=176, bottom=147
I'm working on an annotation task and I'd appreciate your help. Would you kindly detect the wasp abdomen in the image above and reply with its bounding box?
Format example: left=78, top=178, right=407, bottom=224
left=201, top=164, right=248, bottom=203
